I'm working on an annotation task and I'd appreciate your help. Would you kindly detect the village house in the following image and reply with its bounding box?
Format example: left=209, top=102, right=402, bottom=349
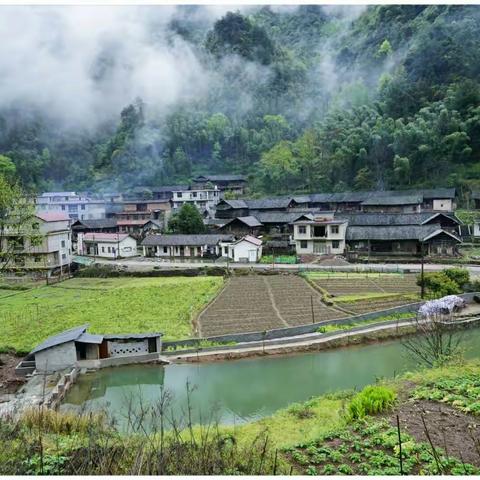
left=128, top=185, right=189, bottom=201
left=221, top=235, right=263, bottom=262
left=25, top=325, right=163, bottom=373
left=77, top=232, right=137, bottom=258
left=338, top=212, right=462, bottom=258
left=0, top=212, right=72, bottom=276
left=192, top=174, right=247, bottom=196
left=36, top=191, right=107, bottom=221
left=218, top=216, right=263, bottom=237
left=293, top=214, right=348, bottom=255
left=171, top=186, right=221, bottom=217
left=141, top=234, right=234, bottom=258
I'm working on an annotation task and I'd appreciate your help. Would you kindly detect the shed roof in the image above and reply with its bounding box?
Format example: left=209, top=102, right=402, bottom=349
left=141, top=234, right=234, bottom=246
left=31, top=325, right=89, bottom=354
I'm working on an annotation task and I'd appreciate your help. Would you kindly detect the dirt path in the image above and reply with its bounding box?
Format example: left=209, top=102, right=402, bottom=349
left=262, top=276, right=289, bottom=327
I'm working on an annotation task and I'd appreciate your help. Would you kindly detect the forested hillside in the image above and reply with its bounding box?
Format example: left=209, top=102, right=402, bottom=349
left=1, top=5, right=480, bottom=202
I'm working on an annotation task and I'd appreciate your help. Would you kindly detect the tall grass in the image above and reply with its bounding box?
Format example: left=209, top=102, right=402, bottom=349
left=347, top=385, right=396, bottom=420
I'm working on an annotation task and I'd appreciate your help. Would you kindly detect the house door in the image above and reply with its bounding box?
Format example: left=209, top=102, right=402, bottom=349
left=248, top=249, right=257, bottom=262
left=313, top=242, right=326, bottom=254
left=99, top=340, right=109, bottom=359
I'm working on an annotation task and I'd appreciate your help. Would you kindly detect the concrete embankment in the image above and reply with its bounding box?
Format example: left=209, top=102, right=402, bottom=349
left=168, top=316, right=480, bottom=363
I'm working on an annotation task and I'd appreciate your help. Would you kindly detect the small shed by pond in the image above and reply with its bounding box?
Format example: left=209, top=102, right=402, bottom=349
left=27, top=325, right=164, bottom=373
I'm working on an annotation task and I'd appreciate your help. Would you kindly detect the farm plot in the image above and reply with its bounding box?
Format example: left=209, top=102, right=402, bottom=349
left=198, top=275, right=344, bottom=337
left=306, top=273, right=419, bottom=297
left=266, top=276, right=344, bottom=326
left=336, top=294, right=418, bottom=315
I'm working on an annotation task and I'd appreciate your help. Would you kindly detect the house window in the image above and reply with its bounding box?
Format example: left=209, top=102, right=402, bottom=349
left=107, top=247, right=111, bottom=253
left=101, top=246, right=105, bottom=253
left=177, top=192, right=182, bottom=198
left=332, top=240, right=340, bottom=249
left=61, top=205, right=65, bottom=210
left=34, top=255, right=42, bottom=263
left=331, top=225, right=339, bottom=234
left=300, top=240, right=308, bottom=249
left=192, top=192, right=197, bottom=198
left=61, top=240, right=65, bottom=248
left=61, top=253, right=66, bottom=260
left=224, top=247, right=228, bottom=255
left=163, top=246, right=168, bottom=253
left=81, top=204, right=85, bottom=210
left=298, top=225, right=306, bottom=234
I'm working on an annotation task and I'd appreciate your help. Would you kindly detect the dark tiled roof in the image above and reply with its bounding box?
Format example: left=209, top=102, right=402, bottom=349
left=245, top=197, right=293, bottom=209
left=253, top=212, right=307, bottom=224
left=195, top=174, right=246, bottom=182
left=221, top=216, right=263, bottom=228
left=335, top=212, right=460, bottom=226
left=31, top=325, right=89, bottom=354
left=72, top=218, right=117, bottom=229
left=346, top=224, right=460, bottom=242
left=361, top=195, right=422, bottom=206
left=141, top=234, right=234, bottom=246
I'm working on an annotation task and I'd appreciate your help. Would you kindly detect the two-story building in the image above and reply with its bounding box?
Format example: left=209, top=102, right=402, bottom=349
left=171, top=186, right=221, bottom=217
left=0, top=212, right=72, bottom=276
left=192, top=175, right=247, bottom=196
left=293, top=214, right=348, bottom=256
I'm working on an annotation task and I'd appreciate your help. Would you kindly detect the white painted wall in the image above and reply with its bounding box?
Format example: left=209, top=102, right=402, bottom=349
left=228, top=240, right=262, bottom=262
left=35, top=341, right=78, bottom=373
left=433, top=199, right=453, bottom=211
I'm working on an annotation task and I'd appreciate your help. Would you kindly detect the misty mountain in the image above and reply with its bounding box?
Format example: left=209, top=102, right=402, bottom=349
left=1, top=5, right=480, bottom=200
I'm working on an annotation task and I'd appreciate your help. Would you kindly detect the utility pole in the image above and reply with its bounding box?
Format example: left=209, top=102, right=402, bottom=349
left=311, top=295, right=315, bottom=324
left=420, top=241, right=425, bottom=300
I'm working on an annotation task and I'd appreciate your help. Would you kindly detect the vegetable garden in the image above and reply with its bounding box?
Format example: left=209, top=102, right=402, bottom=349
left=198, top=275, right=344, bottom=337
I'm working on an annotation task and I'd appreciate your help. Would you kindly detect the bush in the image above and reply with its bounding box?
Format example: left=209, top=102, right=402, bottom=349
left=443, top=268, right=470, bottom=288
left=347, top=386, right=396, bottom=420
left=416, top=272, right=461, bottom=298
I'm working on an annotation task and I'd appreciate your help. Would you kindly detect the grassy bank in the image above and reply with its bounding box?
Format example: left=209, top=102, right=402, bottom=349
left=2, top=359, right=480, bottom=474
left=0, top=276, right=224, bottom=353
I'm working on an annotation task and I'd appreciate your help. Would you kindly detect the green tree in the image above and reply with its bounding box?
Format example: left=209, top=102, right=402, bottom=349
left=0, top=175, right=42, bottom=272
left=168, top=203, right=207, bottom=234
left=0, top=155, right=16, bottom=180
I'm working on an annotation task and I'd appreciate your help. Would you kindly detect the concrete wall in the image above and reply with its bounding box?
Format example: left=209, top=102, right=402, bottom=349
left=433, top=199, right=453, bottom=211
left=78, top=352, right=162, bottom=369
left=35, top=341, right=77, bottom=373
left=164, top=292, right=480, bottom=349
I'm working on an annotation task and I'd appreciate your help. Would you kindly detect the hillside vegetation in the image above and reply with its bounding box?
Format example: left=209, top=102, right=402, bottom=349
left=1, top=5, right=480, bottom=202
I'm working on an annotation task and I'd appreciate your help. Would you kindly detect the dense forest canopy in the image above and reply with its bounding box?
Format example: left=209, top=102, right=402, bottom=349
left=1, top=5, right=480, bottom=203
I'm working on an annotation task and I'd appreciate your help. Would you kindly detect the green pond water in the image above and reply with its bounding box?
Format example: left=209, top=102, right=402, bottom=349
left=62, top=328, right=480, bottom=429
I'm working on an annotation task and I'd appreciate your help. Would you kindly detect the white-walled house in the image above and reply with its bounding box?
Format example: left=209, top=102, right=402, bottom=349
left=36, top=191, right=106, bottom=221
left=141, top=234, right=234, bottom=258
left=221, top=235, right=263, bottom=262
left=293, top=214, right=348, bottom=255
left=171, top=186, right=221, bottom=216
left=77, top=232, right=137, bottom=258
left=0, top=212, right=72, bottom=276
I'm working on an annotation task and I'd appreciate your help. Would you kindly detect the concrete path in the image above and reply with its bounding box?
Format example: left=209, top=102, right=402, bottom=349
left=169, top=315, right=480, bottom=362
left=92, top=257, right=480, bottom=275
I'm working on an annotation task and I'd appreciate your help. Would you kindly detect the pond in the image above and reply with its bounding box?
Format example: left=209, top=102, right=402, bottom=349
left=61, top=328, right=480, bottom=430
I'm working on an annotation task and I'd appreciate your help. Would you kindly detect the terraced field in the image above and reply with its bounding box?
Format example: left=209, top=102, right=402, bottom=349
left=307, top=273, right=419, bottom=297
left=337, top=295, right=419, bottom=315
left=198, top=275, right=345, bottom=337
